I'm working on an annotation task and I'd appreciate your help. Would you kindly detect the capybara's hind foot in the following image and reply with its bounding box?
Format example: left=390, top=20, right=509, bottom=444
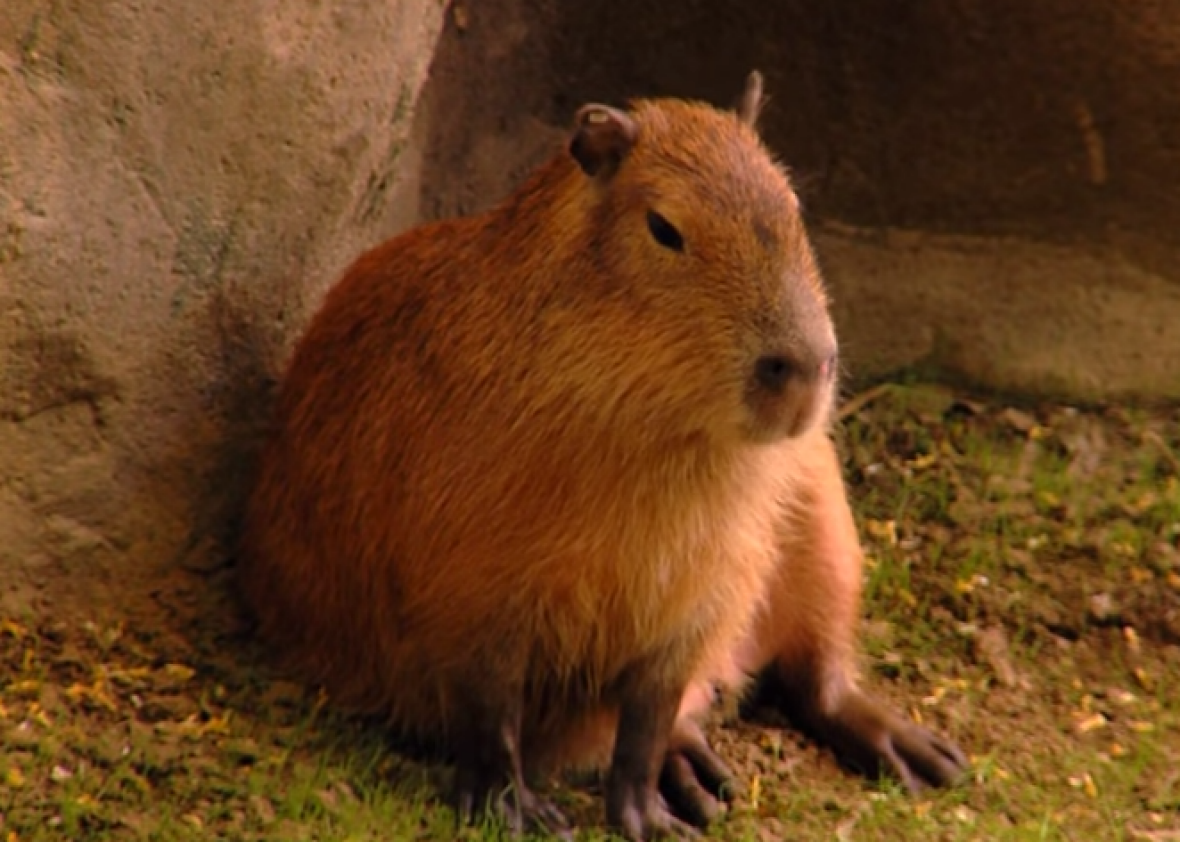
left=453, top=771, right=572, bottom=840
left=763, top=671, right=970, bottom=794
left=818, top=687, right=969, bottom=792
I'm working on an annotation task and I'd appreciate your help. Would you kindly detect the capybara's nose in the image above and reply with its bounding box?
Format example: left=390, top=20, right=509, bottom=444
left=752, top=341, right=837, bottom=397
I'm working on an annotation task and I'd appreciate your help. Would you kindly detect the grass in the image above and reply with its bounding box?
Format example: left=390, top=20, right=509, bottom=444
left=2, top=382, right=1179, bottom=841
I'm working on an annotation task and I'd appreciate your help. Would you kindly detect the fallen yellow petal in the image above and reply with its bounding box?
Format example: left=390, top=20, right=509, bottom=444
left=0, top=619, right=27, bottom=638
left=164, top=713, right=203, bottom=737
left=1129, top=566, right=1153, bottom=584
left=1083, top=774, right=1098, bottom=798
left=64, top=680, right=118, bottom=712
left=908, top=453, right=938, bottom=470
left=865, top=519, right=898, bottom=546
left=163, top=664, right=196, bottom=683
left=922, top=686, right=948, bottom=707
left=1074, top=713, right=1108, bottom=734
left=1110, top=541, right=1136, bottom=558
left=24, top=702, right=52, bottom=728
left=1037, top=490, right=1061, bottom=508
left=1133, top=667, right=1153, bottom=691
left=201, top=713, right=232, bottom=736
left=955, top=574, right=989, bottom=595
left=107, top=667, right=152, bottom=684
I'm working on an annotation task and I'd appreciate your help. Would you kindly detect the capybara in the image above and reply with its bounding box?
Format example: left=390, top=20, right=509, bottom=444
left=239, top=71, right=967, bottom=841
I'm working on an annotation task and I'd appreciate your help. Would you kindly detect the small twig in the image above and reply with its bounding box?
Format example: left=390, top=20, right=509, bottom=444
left=1143, top=430, right=1180, bottom=475
left=837, top=383, right=893, bottom=421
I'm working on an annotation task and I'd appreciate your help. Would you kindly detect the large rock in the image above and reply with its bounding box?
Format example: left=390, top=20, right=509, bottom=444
left=0, top=0, right=447, bottom=611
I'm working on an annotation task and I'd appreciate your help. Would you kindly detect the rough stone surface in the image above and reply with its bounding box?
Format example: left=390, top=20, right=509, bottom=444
left=813, top=225, right=1180, bottom=401
left=0, top=0, right=447, bottom=611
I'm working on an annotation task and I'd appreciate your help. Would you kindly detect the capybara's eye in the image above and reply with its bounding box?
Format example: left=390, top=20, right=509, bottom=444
left=646, top=210, right=684, bottom=252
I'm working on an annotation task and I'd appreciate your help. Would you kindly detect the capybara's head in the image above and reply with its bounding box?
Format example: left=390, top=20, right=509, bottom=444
left=564, top=71, right=838, bottom=445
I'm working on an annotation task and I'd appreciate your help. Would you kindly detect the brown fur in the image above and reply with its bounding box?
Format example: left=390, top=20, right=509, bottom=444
left=239, top=73, right=964, bottom=839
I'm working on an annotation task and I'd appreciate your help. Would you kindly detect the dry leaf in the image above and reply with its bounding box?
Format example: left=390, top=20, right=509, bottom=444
left=974, top=626, right=1018, bottom=688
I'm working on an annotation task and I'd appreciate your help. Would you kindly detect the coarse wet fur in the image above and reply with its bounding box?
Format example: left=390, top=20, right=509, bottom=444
left=238, top=71, right=968, bottom=841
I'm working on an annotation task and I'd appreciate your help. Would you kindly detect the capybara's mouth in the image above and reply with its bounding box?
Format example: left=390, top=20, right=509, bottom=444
left=742, top=364, right=835, bottom=443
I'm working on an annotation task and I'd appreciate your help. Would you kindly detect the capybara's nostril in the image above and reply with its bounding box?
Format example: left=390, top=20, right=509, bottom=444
left=820, top=352, right=839, bottom=381
left=754, top=354, right=793, bottom=395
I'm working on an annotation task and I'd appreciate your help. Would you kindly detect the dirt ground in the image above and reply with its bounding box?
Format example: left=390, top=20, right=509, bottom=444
left=2, top=382, right=1178, bottom=841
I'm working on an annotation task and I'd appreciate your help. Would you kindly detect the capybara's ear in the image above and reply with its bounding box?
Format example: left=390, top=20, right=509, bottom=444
left=735, top=70, right=766, bottom=129
left=569, top=104, right=639, bottom=179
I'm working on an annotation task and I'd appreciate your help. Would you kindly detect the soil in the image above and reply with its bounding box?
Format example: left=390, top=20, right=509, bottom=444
left=6, top=0, right=1180, bottom=687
